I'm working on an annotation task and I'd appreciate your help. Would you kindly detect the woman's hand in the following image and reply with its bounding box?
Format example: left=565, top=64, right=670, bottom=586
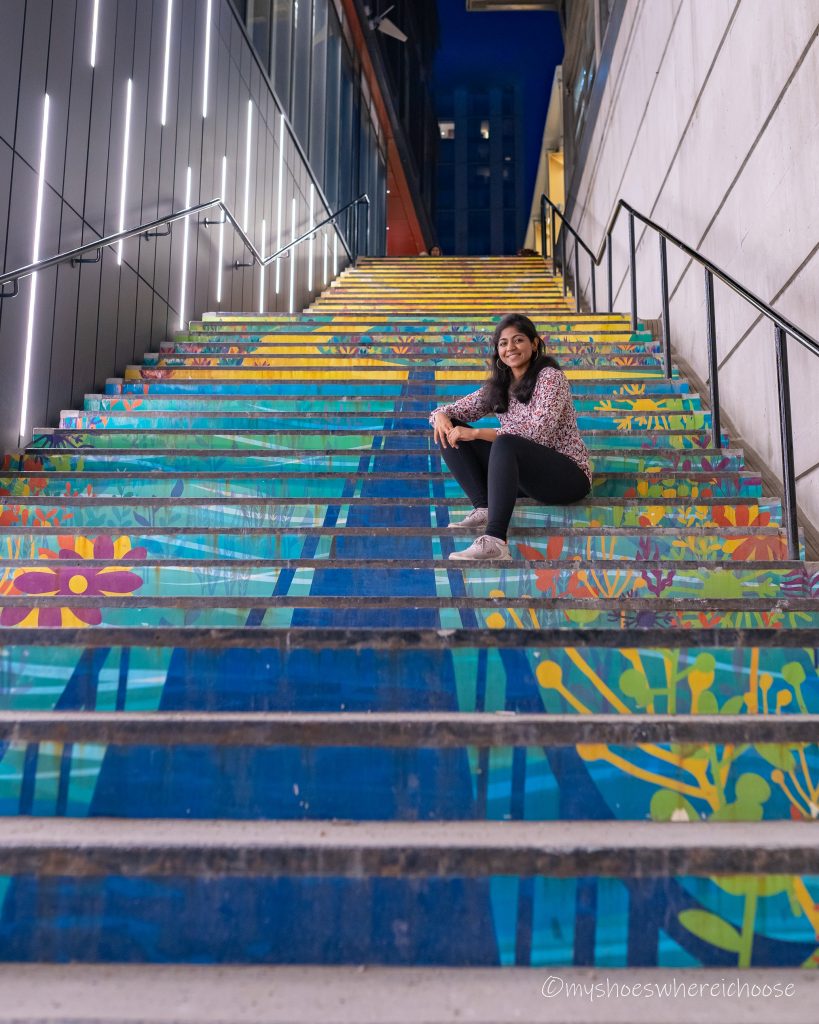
left=432, top=412, right=454, bottom=447
left=445, top=425, right=477, bottom=449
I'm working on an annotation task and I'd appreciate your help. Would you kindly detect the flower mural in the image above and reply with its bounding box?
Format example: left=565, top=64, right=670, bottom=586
left=0, top=535, right=146, bottom=628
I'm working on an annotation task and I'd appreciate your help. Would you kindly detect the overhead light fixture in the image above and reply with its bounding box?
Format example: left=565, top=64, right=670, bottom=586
left=161, top=0, right=173, bottom=126
left=117, top=78, right=133, bottom=265
left=275, top=113, right=284, bottom=294
left=90, top=0, right=100, bottom=67
left=259, top=218, right=266, bottom=314
left=20, top=94, right=50, bottom=443
left=179, top=165, right=192, bottom=329
left=202, top=0, right=212, bottom=118
left=243, top=99, right=253, bottom=230
left=216, top=155, right=226, bottom=303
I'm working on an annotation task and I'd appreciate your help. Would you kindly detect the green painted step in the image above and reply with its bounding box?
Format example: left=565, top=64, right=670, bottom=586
left=0, top=471, right=765, bottom=500
left=0, top=497, right=784, bottom=530
left=0, top=524, right=804, bottom=563
left=4, top=448, right=744, bottom=473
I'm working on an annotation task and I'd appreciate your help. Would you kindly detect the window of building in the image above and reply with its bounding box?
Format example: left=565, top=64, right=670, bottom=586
left=480, top=120, right=490, bottom=139
left=439, top=120, right=455, bottom=140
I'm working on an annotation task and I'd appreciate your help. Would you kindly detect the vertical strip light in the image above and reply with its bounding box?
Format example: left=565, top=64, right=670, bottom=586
left=289, top=197, right=296, bottom=314
left=90, top=0, right=101, bottom=67
left=201, top=0, right=213, bottom=118
left=116, top=78, right=133, bottom=265
left=323, top=231, right=328, bottom=285
left=333, top=232, right=338, bottom=276
left=179, top=165, right=192, bottom=329
left=259, top=219, right=266, bottom=314
left=307, top=185, right=314, bottom=292
left=19, top=94, right=50, bottom=442
left=242, top=99, right=253, bottom=230
left=275, top=113, right=284, bottom=294
left=216, top=155, right=226, bottom=304
left=160, top=0, right=173, bottom=126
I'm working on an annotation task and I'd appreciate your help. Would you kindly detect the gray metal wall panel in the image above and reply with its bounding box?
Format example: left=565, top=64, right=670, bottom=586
left=0, top=2, right=25, bottom=149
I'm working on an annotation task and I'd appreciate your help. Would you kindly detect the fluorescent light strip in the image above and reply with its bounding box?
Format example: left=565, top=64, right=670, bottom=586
left=259, top=219, right=266, bottom=314
left=179, top=165, right=192, bottom=329
left=90, top=0, right=100, bottom=67
left=243, top=99, right=252, bottom=230
left=307, top=185, right=314, bottom=292
left=289, top=197, right=296, bottom=314
left=275, top=113, right=284, bottom=293
left=160, top=0, right=173, bottom=126
left=333, top=232, right=338, bottom=277
left=323, top=231, right=328, bottom=285
left=20, top=94, right=50, bottom=442
left=216, top=155, right=226, bottom=304
left=117, top=78, right=133, bottom=265
left=202, top=0, right=212, bottom=118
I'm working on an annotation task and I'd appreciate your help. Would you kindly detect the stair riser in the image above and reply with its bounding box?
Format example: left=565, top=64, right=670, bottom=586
left=85, top=395, right=704, bottom=414
left=30, top=432, right=731, bottom=451
left=4, top=451, right=746, bottom=473
left=110, top=378, right=692, bottom=396
left=0, top=739, right=813, bottom=822
left=2, top=870, right=818, bottom=967
left=0, top=502, right=781, bottom=530
left=0, top=474, right=764, bottom=500
left=125, top=367, right=681, bottom=382
left=57, top=414, right=715, bottom=432
left=0, top=529, right=795, bottom=562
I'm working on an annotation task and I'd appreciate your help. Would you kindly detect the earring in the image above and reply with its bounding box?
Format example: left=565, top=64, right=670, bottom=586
left=496, top=358, right=505, bottom=370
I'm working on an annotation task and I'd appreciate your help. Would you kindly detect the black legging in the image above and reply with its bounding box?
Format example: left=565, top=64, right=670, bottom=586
left=438, top=419, right=591, bottom=541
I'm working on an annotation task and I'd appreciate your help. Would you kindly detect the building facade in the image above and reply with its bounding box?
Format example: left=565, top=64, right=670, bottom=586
left=558, top=0, right=819, bottom=538
left=435, top=83, right=526, bottom=256
left=0, top=0, right=437, bottom=452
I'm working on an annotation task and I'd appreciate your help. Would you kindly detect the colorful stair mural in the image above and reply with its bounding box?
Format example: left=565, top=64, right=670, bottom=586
left=0, top=255, right=818, bottom=968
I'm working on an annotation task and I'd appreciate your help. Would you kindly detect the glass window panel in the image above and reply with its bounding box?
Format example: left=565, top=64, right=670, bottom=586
left=271, top=0, right=292, bottom=113
left=291, top=0, right=313, bottom=145
left=323, top=5, right=342, bottom=210
left=246, top=0, right=272, bottom=68
left=309, top=0, right=328, bottom=175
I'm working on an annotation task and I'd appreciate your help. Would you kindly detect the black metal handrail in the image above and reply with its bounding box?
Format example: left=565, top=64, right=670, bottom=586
left=540, top=192, right=819, bottom=561
left=0, top=194, right=370, bottom=298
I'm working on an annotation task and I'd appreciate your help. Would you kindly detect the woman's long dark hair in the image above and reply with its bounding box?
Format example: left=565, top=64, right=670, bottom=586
left=485, top=313, right=559, bottom=413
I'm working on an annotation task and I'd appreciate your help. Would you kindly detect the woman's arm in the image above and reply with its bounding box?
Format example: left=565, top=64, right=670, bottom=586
left=429, top=385, right=493, bottom=428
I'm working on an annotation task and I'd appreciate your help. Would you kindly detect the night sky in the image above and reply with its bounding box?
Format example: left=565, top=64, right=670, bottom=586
left=433, top=1, right=564, bottom=205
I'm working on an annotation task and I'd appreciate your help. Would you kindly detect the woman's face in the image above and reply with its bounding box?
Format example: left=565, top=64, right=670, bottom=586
left=497, top=325, right=538, bottom=373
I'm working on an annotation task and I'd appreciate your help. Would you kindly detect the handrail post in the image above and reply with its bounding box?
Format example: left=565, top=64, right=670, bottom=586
left=550, top=211, right=557, bottom=276
left=573, top=240, right=580, bottom=313
left=561, top=225, right=567, bottom=298
left=628, top=211, right=637, bottom=331
left=704, top=269, right=721, bottom=450
left=659, top=235, right=671, bottom=378
left=606, top=231, right=613, bottom=312
left=540, top=196, right=547, bottom=263
left=364, top=200, right=370, bottom=258
left=774, top=325, right=800, bottom=559
left=590, top=259, right=597, bottom=314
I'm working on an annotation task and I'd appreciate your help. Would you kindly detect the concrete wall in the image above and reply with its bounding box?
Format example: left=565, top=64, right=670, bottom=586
left=565, top=0, right=819, bottom=535
left=0, top=0, right=357, bottom=452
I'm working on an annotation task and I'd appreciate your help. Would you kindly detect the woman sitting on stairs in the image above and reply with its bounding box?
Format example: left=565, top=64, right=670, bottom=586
left=430, top=312, right=592, bottom=561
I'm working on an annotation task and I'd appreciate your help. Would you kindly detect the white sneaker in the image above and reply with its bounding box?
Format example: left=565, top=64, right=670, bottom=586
left=448, top=507, right=489, bottom=530
left=449, top=534, right=511, bottom=561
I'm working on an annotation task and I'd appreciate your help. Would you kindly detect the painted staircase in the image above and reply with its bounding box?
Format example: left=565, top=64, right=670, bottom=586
left=0, top=255, right=818, bottom=990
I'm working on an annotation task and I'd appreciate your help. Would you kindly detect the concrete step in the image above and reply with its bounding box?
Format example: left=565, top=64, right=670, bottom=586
left=0, top=964, right=812, bottom=1024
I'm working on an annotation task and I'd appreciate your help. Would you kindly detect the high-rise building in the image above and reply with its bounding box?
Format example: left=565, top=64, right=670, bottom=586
left=435, top=82, right=526, bottom=255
